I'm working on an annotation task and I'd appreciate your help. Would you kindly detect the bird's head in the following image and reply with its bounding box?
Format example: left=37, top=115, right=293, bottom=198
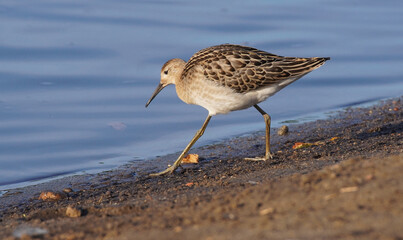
left=145, top=58, right=186, bottom=107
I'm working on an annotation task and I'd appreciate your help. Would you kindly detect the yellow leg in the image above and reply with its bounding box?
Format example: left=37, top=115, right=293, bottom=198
left=245, top=104, right=273, bottom=161
left=150, top=115, right=212, bottom=176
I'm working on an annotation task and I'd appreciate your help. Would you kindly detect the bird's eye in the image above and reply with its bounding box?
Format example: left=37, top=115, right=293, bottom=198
left=164, top=70, right=169, bottom=75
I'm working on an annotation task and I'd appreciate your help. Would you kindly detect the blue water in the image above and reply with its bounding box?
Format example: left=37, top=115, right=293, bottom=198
left=1, top=0, right=402, bottom=189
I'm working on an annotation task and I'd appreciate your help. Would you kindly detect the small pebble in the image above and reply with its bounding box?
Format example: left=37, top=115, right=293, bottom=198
left=277, top=125, right=289, bottom=136
left=66, top=206, right=82, bottom=218
left=259, top=207, right=275, bottom=215
left=247, top=180, right=259, bottom=185
left=38, top=191, right=64, bottom=201
left=340, top=186, right=358, bottom=193
left=63, top=188, right=73, bottom=193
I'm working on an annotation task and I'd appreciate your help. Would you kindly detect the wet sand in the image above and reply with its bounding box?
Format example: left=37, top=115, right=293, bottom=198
left=0, top=97, right=402, bottom=240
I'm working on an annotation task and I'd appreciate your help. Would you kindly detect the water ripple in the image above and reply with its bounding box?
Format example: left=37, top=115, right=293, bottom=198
left=0, top=46, right=116, bottom=61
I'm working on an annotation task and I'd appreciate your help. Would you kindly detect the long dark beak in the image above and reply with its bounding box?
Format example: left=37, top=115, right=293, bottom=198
left=145, top=83, right=166, bottom=107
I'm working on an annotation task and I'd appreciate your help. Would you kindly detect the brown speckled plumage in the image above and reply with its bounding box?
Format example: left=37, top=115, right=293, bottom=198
left=146, top=44, right=330, bottom=175
left=183, top=44, right=329, bottom=93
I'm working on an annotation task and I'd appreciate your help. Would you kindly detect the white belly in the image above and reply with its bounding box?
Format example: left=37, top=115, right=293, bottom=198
left=189, top=80, right=294, bottom=115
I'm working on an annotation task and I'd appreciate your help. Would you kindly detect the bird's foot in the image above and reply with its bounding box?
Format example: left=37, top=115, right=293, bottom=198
left=149, top=165, right=178, bottom=177
left=244, top=152, right=273, bottom=161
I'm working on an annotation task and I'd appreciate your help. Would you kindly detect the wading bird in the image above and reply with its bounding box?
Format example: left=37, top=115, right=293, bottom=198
left=146, top=44, right=329, bottom=176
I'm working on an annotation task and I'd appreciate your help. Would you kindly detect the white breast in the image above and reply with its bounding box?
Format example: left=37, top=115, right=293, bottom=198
left=188, top=80, right=288, bottom=115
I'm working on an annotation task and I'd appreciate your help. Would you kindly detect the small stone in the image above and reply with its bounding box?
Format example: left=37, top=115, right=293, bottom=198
left=66, top=206, right=82, bottom=218
left=340, top=186, right=358, bottom=193
left=277, top=125, right=289, bottom=136
left=259, top=207, right=275, bottom=215
left=185, top=182, right=194, bottom=187
left=247, top=180, right=259, bottom=185
left=63, top=188, right=73, bottom=193
left=182, top=154, right=199, bottom=164
left=38, top=191, right=64, bottom=201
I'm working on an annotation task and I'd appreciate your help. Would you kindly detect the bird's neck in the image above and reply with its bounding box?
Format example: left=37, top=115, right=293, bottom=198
left=175, top=75, right=191, bottom=104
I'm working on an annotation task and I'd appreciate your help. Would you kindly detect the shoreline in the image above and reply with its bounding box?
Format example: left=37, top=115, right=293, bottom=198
left=0, top=96, right=402, bottom=239
left=0, top=95, right=389, bottom=193
left=0, top=95, right=392, bottom=193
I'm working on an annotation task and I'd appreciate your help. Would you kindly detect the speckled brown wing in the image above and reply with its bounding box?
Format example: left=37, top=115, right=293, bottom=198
left=182, top=44, right=330, bottom=93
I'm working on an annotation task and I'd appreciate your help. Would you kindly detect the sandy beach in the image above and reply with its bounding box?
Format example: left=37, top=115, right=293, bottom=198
left=0, top=97, right=402, bottom=240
